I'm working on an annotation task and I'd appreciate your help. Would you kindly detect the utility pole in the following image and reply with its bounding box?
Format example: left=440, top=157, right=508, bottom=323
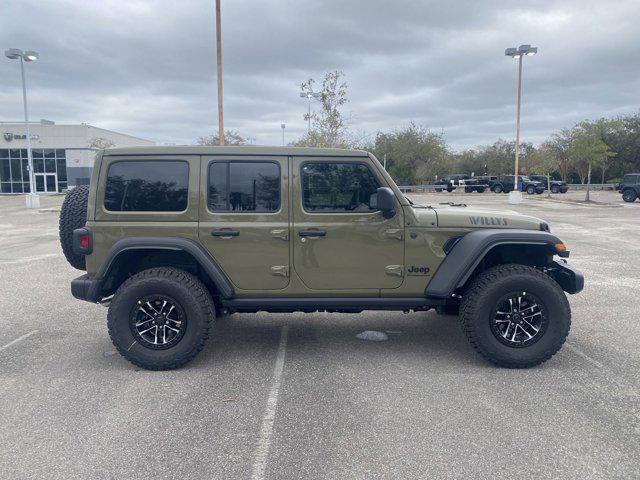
left=215, top=0, right=224, bottom=145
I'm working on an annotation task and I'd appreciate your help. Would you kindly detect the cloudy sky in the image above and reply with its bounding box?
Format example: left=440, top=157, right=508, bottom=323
left=1, top=0, right=639, bottom=150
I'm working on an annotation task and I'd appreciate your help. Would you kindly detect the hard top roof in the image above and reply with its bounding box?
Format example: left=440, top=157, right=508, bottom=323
left=102, top=145, right=370, bottom=157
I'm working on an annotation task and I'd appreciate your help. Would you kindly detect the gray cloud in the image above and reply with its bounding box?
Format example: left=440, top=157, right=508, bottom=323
left=1, top=0, right=639, bottom=149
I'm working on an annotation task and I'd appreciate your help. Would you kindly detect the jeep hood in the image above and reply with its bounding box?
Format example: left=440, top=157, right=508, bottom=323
left=409, top=204, right=545, bottom=230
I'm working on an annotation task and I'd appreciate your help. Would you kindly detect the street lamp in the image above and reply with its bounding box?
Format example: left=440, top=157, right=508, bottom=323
left=280, top=123, right=286, bottom=146
left=505, top=44, right=537, bottom=204
left=299, top=91, right=321, bottom=136
left=5, top=48, right=40, bottom=208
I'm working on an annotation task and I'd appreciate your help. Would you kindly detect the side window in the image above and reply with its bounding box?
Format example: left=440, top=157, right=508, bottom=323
left=208, top=161, right=280, bottom=212
left=301, top=162, right=380, bottom=213
left=104, top=160, right=189, bottom=212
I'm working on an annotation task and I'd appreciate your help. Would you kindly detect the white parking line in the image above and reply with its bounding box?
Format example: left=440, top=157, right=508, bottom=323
left=251, top=325, right=289, bottom=480
left=0, top=330, right=38, bottom=352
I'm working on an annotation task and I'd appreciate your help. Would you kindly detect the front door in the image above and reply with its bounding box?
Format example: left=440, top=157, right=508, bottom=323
left=198, top=156, right=290, bottom=291
left=35, top=173, right=57, bottom=193
left=292, top=157, right=404, bottom=290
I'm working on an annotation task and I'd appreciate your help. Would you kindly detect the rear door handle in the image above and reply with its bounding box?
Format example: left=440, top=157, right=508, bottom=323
left=211, top=230, right=239, bottom=238
left=298, top=230, right=326, bottom=238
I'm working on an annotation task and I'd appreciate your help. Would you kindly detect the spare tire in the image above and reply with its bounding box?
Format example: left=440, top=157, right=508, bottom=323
left=59, top=185, right=89, bottom=270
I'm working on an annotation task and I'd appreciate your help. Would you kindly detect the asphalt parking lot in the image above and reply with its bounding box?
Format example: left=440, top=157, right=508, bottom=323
left=1, top=191, right=639, bottom=480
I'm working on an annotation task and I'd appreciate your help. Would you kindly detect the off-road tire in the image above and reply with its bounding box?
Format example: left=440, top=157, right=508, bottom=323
left=526, top=185, right=536, bottom=195
left=465, top=186, right=472, bottom=193
left=550, top=185, right=560, bottom=194
left=59, top=185, right=89, bottom=270
left=477, top=187, right=486, bottom=194
left=459, top=264, right=571, bottom=368
left=107, top=267, right=215, bottom=370
left=622, top=189, right=637, bottom=203
left=446, top=185, right=453, bottom=193
left=492, top=184, right=503, bottom=194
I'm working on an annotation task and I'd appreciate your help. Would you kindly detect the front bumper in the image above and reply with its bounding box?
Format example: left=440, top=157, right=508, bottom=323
left=550, top=261, right=584, bottom=294
left=71, top=274, right=103, bottom=303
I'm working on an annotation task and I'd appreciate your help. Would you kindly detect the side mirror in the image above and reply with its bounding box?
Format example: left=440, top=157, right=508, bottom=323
left=376, top=187, right=396, bottom=219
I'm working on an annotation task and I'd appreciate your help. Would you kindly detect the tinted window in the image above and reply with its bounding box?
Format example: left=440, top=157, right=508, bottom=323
left=302, top=162, right=380, bottom=213
left=104, top=161, right=189, bottom=212
left=208, top=161, right=280, bottom=212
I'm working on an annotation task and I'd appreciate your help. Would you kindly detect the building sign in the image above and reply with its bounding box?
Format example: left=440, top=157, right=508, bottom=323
left=3, top=132, right=40, bottom=142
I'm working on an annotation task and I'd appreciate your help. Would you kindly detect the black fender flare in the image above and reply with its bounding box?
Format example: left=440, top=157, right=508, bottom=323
left=424, top=229, right=566, bottom=299
left=73, top=237, right=235, bottom=302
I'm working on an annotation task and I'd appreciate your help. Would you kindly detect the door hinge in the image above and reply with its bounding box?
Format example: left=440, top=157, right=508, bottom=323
left=384, top=228, right=404, bottom=241
left=385, top=265, right=404, bottom=277
left=270, top=229, right=289, bottom=241
left=271, top=265, right=289, bottom=277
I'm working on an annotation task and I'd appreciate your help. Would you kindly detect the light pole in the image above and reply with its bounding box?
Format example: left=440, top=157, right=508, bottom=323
left=5, top=48, right=40, bottom=208
left=280, top=123, right=286, bottom=146
left=215, top=0, right=224, bottom=145
left=505, top=44, right=537, bottom=204
left=299, top=91, right=321, bottom=136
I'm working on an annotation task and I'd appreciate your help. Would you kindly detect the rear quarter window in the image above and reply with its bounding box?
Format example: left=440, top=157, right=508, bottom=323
left=104, top=160, right=189, bottom=212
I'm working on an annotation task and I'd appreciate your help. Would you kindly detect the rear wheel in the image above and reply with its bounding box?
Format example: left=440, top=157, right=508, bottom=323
left=550, top=185, right=560, bottom=194
left=107, top=267, right=215, bottom=370
left=492, top=184, right=503, bottom=194
left=622, top=189, right=637, bottom=203
left=459, top=264, right=570, bottom=368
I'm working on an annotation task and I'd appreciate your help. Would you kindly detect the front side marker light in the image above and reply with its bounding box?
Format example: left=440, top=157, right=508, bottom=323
left=555, top=243, right=570, bottom=258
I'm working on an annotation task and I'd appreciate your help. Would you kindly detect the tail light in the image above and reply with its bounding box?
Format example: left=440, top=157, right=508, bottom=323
left=73, top=227, right=93, bottom=255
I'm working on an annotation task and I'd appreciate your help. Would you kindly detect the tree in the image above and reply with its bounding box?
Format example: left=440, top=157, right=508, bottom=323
left=292, top=70, right=351, bottom=148
left=370, top=123, right=448, bottom=184
left=546, top=130, right=572, bottom=182
left=197, top=130, right=246, bottom=146
left=526, top=143, right=560, bottom=197
left=568, top=125, right=615, bottom=201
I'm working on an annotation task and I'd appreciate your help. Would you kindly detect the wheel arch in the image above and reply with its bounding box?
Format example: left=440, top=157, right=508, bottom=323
left=96, top=237, right=235, bottom=301
left=425, top=229, right=566, bottom=300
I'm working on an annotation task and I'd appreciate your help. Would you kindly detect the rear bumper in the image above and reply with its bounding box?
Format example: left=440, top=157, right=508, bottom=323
left=71, top=274, right=103, bottom=303
left=551, top=261, right=584, bottom=294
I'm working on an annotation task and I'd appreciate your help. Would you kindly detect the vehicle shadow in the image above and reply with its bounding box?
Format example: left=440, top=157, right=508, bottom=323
left=199, top=310, right=491, bottom=370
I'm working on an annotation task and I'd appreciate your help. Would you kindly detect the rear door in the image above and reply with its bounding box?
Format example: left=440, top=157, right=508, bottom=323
left=291, top=156, right=404, bottom=290
left=198, top=156, right=290, bottom=291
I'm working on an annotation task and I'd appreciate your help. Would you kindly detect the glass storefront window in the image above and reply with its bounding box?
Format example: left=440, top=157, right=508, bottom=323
left=10, top=158, right=22, bottom=181
left=0, top=158, right=10, bottom=182
left=33, top=157, right=44, bottom=173
left=0, top=150, right=8, bottom=159
left=44, top=149, right=55, bottom=158
left=10, top=149, right=22, bottom=159
left=56, top=158, right=67, bottom=181
left=33, top=149, right=44, bottom=158
left=55, top=149, right=65, bottom=158
left=45, top=157, right=56, bottom=173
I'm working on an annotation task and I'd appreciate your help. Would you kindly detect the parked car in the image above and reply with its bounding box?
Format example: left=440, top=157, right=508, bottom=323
left=59, top=146, right=583, bottom=370
left=615, top=173, right=640, bottom=202
left=434, top=174, right=487, bottom=193
left=490, top=175, right=545, bottom=195
left=529, top=175, right=569, bottom=194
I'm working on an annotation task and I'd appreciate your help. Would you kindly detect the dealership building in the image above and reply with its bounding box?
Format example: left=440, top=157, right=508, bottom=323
left=0, top=121, right=154, bottom=194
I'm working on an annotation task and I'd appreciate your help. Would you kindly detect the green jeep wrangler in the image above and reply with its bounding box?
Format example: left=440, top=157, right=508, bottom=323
left=59, top=147, right=583, bottom=370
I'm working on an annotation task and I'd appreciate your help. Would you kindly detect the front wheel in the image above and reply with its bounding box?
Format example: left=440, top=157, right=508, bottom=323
left=622, top=189, right=637, bottom=203
left=526, top=185, right=536, bottom=195
left=459, top=264, right=571, bottom=368
left=492, top=184, right=503, bottom=194
left=476, top=187, right=486, bottom=193
left=107, top=267, right=215, bottom=370
left=550, top=185, right=560, bottom=194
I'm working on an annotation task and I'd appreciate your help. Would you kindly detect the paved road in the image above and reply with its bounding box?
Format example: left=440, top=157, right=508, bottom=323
left=0, top=192, right=638, bottom=479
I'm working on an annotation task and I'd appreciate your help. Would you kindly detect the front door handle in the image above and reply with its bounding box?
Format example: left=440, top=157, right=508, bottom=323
left=211, top=230, right=239, bottom=238
left=298, top=230, right=326, bottom=238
